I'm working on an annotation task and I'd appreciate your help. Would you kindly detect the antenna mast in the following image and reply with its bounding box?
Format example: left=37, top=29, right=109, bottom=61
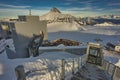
left=29, top=9, right=32, bottom=16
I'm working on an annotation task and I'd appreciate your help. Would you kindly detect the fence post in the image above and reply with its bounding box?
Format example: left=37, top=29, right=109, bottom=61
left=80, top=57, right=82, bottom=67
left=15, top=65, right=26, bottom=80
left=72, top=58, right=75, bottom=74
left=111, top=66, right=117, bottom=80
left=102, top=60, right=105, bottom=70
left=78, top=57, right=80, bottom=70
left=61, top=59, right=65, bottom=80
left=105, top=61, right=108, bottom=70
left=107, top=62, right=110, bottom=71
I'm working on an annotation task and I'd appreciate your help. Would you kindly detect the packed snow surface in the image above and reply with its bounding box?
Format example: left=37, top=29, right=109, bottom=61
left=103, top=50, right=120, bottom=67
left=0, top=51, right=80, bottom=80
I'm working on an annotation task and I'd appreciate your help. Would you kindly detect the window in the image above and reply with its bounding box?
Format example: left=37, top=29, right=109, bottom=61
left=89, top=47, right=100, bottom=57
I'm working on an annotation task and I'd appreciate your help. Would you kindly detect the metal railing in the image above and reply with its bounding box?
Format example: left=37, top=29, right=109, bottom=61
left=61, top=54, right=86, bottom=80
left=102, top=60, right=120, bottom=80
left=15, top=54, right=120, bottom=80
left=15, top=54, right=86, bottom=80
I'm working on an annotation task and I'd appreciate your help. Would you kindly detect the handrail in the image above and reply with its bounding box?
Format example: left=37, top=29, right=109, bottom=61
left=102, top=60, right=120, bottom=80
left=15, top=54, right=120, bottom=80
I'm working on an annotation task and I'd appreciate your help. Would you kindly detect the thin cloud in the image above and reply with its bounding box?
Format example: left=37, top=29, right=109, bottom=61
left=62, top=6, right=103, bottom=11
left=108, top=9, right=120, bottom=12
left=108, top=3, right=120, bottom=6
left=65, top=7, right=92, bottom=11
left=62, top=10, right=104, bottom=17
left=95, top=8, right=104, bottom=11
left=63, top=2, right=72, bottom=6
left=34, top=7, right=51, bottom=10
left=0, top=8, right=49, bottom=18
left=78, top=0, right=92, bottom=4
left=65, top=0, right=78, bottom=2
left=0, top=3, right=31, bottom=9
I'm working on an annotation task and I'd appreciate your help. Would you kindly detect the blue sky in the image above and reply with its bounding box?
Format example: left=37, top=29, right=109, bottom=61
left=0, top=0, right=120, bottom=18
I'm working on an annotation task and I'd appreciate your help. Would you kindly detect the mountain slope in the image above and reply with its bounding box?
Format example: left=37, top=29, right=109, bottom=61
left=39, top=7, right=86, bottom=31
left=47, top=21, right=86, bottom=32
left=40, top=7, right=75, bottom=20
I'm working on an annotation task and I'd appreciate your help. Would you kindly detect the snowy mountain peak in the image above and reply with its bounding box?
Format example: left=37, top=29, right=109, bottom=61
left=40, top=7, right=75, bottom=21
left=50, top=7, right=61, bottom=14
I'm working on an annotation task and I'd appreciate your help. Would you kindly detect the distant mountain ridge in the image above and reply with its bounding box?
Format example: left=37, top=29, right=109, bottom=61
left=39, top=7, right=120, bottom=26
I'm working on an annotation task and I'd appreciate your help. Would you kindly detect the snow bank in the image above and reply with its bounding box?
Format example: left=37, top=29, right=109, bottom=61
left=94, top=22, right=120, bottom=26
left=47, top=21, right=86, bottom=32
left=116, top=59, right=120, bottom=67
left=81, top=26, right=120, bottom=35
left=103, top=50, right=120, bottom=67
left=6, top=39, right=16, bottom=52
left=39, top=46, right=86, bottom=50
left=38, top=52, right=79, bottom=60
left=0, top=51, right=80, bottom=80
left=0, top=51, right=17, bottom=80
left=0, top=51, right=8, bottom=61
left=47, top=22, right=78, bottom=32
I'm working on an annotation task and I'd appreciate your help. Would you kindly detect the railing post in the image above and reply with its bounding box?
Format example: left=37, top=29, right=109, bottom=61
left=15, top=65, right=26, bottom=80
left=111, top=66, right=117, bottom=80
left=105, top=61, right=108, bottom=70
left=61, top=59, right=65, bottom=80
left=72, top=58, right=75, bottom=74
left=102, top=60, right=105, bottom=69
left=78, top=57, right=80, bottom=70
left=80, top=57, right=82, bottom=67
left=107, top=62, right=110, bottom=71
left=78, top=57, right=82, bottom=69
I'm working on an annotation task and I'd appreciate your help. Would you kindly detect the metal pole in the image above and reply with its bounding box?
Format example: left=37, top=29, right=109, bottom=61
left=61, top=59, right=65, bottom=80
left=15, top=65, right=26, bottom=80
left=72, top=58, right=75, bottom=74
left=107, top=62, right=110, bottom=71
left=111, top=66, right=117, bottom=80
left=78, top=57, right=80, bottom=70
left=80, top=57, right=82, bottom=67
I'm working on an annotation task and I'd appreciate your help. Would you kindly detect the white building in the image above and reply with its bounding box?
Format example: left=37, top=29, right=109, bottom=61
left=15, top=15, right=48, bottom=40
left=0, top=15, right=48, bottom=58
